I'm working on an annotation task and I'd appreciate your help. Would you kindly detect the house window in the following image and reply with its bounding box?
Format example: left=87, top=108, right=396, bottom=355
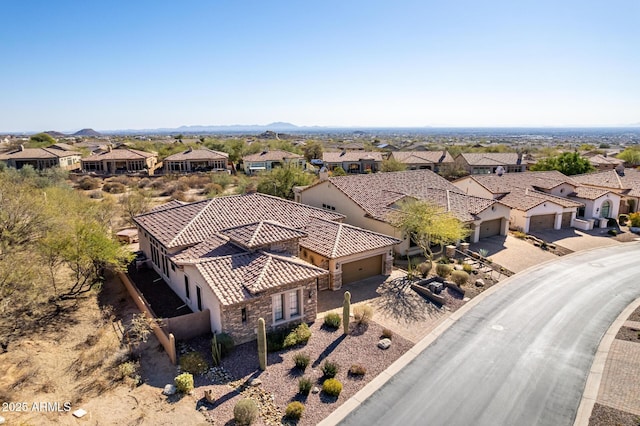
left=274, top=294, right=284, bottom=321
left=196, top=285, right=202, bottom=311
left=272, top=289, right=302, bottom=324
left=289, top=291, right=300, bottom=317
left=184, top=276, right=190, bottom=299
left=241, top=307, right=247, bottom=323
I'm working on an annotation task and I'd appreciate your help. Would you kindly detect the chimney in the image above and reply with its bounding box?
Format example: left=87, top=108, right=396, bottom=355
left=108, top=145, right=112, bottom=152
left=20, top=144, right=24, bottom=151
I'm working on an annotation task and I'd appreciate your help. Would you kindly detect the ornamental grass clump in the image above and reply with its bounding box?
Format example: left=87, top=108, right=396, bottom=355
left=285, top=401, right=305, bottom=420
left=293, top=352, right=310, bottom=371
left=321, top=360, right=339, bottom=378
left=322, top=378, right=343, bottom=397
left=234, top=398, right=258, bottom=425
left=450, top=270, right=470, bottom=286
left=323, top=312, right=341, bottom=329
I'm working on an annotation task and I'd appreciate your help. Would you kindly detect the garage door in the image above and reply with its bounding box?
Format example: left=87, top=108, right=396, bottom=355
left=478, top=219, right=502, bottom=239
left=561, top=212, right=572, bottom=228
left=341, top=255, right=382, bottom=284
left=529, top=214, right=556, bottom=232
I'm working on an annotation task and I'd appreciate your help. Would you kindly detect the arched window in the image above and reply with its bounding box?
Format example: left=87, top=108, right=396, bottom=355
left=600, top=201, right=611, bottom=218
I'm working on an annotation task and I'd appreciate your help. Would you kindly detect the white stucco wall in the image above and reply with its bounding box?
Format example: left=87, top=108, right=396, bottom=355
left=181, top=265, right=223, bottom=334
left=545, top=183, right=576, bottom=197
left=453, top=178, right=496, bottom=199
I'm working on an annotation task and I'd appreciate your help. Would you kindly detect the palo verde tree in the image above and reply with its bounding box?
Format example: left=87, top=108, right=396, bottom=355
left=380, top=158, right=407, bottom=172
left=256, top=163, right=315, bottom=200
left=390, top=199, right=471, bottom=261
left=530, top=152, right=594, bottom=176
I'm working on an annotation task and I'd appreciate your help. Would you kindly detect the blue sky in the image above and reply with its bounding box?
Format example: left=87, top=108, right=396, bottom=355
left=1, top=0, right=639, bottom=132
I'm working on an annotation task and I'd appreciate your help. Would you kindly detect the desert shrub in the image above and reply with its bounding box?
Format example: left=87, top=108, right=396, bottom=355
left=348, top=364, right=367, bottom=376
left=204, top=182, right=224, bottom=197
left=293, top=352, right=310, bottom=370
left=477, top=248, right=489, bottom=258
left=462, top=263, right=473, bottom=274
left=381, top=328, right=393, bottom=339
left=285, top=401, right=305, bottom=420
left=150, top=179, right=167, bottom=190
left=174, top=372, right=194, bottom=393
left=110, top=175, right=133, bottom=186
left=78, top=176, right=101, bottom=190
left=137, top=177, right=151, bottom=188
left=321, top=360, right=339, bottom=378
left=322, top=378, right=343, bottom=397
left=435, top=263, right=452, bottom=278
left=298, top=377, right=313, bottom=395
left=619, top=214, right=629, bottom=226
left=283, top=323, right=311, bottom=348
left=266, top=329, right=287, bottom=352
left=179, top=175, right=210, bottom=189
left=211, top=173, right=232, bottom=189
left=417, top=261, right=432, bottom=278
left=117, top=361, right=137, bottom=380
left=171, top=190, right=188, bottom=202
left=89, top=190, right=103, bottom=199
left=323, top=312, right=341, bottom=329
left=179, top=351, right=208, bottom=375
left=216, top=332, right=234, bottom=357
left=630, top=212, right=640, bottom=227
left=234, top=398, right=258, bottom=425
left=102, top=182, right=126, bottom=194
left=353, top=304, right=374, bottom=325
left=607, top=218, right=618, bottom=228
left=450, top=270, right=469, bottom=286
left=436, top=257, right=450, bottom=264
left=608, top=229, right=618, bottom=236
left=513, top=231, right=527, bottom=239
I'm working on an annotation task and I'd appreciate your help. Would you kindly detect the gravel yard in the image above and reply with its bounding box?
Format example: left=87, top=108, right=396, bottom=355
left=185, top=319, right=413, bottom=425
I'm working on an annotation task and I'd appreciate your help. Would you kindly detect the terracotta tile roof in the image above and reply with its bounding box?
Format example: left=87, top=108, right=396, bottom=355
left=242, top=150, right=303, bottom=162
left=314, top=170, right=499, bottom=223
left=390, top=151, right=454, bottom=164
left=164, top=148, right=228, bottom=161
left=323, top=151, right=384, bottom=163
left=134, top=193, right=344, bottom=248
left=465, top=171, right=575, bottom=193
left=588, top=154, right=625, bottom=166
left=569, top=186, right=612, bottom=200
left=147, top=200, right=186, bottom=213
left=499, top=188, right=582, bottom=210
left=195, top=251, right=327, bottom=306
left=300, top=217, right=400, bottom=258
left=0, top=147, right=81, bottom=160
left=82, top=148, right=156, bottom=161
left=458, top=153, right=520, bottom=166
left=572, top=169, right=640, bottom=197
left=219, top=221, right=308, bottom=249
left=171, top=234, right=245, bottom=263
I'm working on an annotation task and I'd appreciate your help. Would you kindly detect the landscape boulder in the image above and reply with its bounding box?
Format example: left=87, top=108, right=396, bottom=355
left=475, top=279, right=485, bottom=287
left=378, top=338, right=392, bottom=350
left=162, top=384, right=177, bottom=396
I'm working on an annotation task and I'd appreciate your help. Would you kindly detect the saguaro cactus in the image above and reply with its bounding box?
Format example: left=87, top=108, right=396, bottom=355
left=257, top=317, right=267, bottom=370
left=343, top=291, right=351, bottom=335
left=211, top=334, right=222, bottom=366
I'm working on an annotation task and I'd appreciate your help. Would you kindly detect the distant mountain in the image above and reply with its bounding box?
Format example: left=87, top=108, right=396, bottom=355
left=44, top=130, right=67, bottom=138
left=73, top=128, right=102, bottom=137
left=111, top=122, right=300, bottom=134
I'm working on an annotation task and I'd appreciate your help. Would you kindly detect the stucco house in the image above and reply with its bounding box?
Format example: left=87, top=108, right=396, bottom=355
left=297, top=170, right=511, bottom=255
left=163, top=147, right=229, bottom=173
left=0, top=144, right=81, bottom=171
left=571, top=168, right=640, bottom=215
left=242, top=150, right=305, bottom=175
left=454, top=171, right=621, bottom=232
left=81, top=146, right=158, bottom=175
left=388, top=151, right=454, bottom=171
left=454, top=152, right=527, bottom=175
left=584, top=154, right=625, bottom=172
left=133, top=193, right=399, bottom=343
left=322, top=151, right=384, bottom=174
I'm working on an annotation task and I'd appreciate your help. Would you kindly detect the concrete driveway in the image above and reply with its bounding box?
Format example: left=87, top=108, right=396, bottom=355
left=470, top=235, right=557, bottom=273
left=530, top=227, right=621, bottom=252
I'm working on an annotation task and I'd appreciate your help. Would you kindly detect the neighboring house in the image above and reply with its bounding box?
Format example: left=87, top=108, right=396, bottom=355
left=81, top=146, right=158, bottom=175
left=454, top=171, right=620, bottom=232
left=242, top=150, right=305, bottom=175
left=163, top=148, right=229, bottom=173
left=133, top=193, right=399, bottom=343
left=454, top=152, right=527, bottom=174
left=376, top=143, right=399, bottom=151
left=337, top=142, right=365, bottom=151
left=572, top=168, right=640, bottom=215
left=584, top=154, right=625, bottom=171
left=0, top=144, right=81, bottom=170
left=298, top=170, right=511, bottom=254
left=322, top=151, right=384, bottom=174
left=388, top=151, right=454, bottom=171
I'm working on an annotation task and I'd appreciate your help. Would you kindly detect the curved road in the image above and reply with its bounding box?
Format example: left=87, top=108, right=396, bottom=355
left=340, top=243, right=640, bottom=426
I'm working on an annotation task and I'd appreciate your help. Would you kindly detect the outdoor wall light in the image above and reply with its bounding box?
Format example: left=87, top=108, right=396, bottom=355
left=309, top=290, right=314, bottom=299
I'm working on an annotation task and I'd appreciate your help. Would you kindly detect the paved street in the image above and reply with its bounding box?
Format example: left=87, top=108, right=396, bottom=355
left=338, top=243, right=640, bottom=426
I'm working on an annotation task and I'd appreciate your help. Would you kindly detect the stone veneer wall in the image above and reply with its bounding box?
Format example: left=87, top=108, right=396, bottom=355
left=257, top=239, right=300, bottom=257
left=383, top=253, right=393, bottom=275
left=220, top=277, right=320, bottom=344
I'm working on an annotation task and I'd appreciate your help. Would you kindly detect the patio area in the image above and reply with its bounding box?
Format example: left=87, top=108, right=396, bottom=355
left=126, top=263, right=193, bottom=319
